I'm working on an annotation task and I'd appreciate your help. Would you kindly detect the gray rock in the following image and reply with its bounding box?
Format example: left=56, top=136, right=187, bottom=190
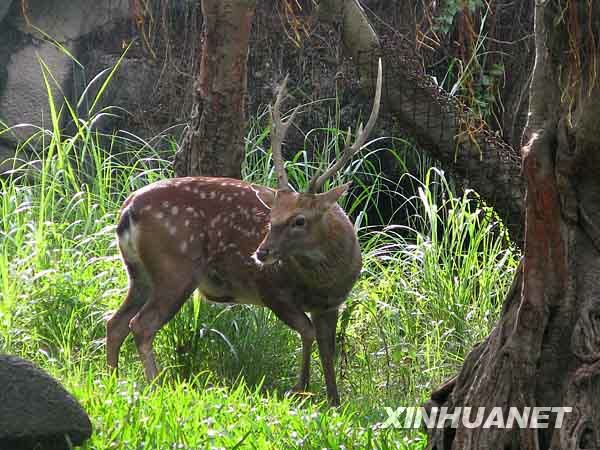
left=0, top=355, right=92, bottom=449
left=80, top=51, right=164, bottom=132
left=0, top=0, right=199, bottom=165
left=0, top=42, right=73, bottom=142
left=0, top=140, right=17, bottom=174
left=0, top=1, right=12, bottom=24
left=0, top=0, right=132, bottom=156
left=13, top=0, right=129, bottom=42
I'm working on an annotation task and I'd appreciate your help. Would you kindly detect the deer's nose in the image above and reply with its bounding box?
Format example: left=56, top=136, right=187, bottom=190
left=256, top=248, right=270, bottom=262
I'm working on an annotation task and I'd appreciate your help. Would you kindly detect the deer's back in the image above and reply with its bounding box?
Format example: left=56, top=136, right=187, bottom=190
left=118, top=177, right=274, bottom=304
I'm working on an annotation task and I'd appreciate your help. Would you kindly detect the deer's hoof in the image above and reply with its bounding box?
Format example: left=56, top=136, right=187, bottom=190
left=285, top=384, right=313, bottom=402
left=288, top=383, right=307, bottom=394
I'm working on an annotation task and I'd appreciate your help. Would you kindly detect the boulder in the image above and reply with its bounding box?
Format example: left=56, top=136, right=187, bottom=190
left=11, top=0, right=129, bottom=42
left=0, top=0, right=131, bottom=172
left=0, top=1, right=12, bottom=24
left=0, top=355, right=92, bottom=450
left=0, top=42, right=73, bottom=142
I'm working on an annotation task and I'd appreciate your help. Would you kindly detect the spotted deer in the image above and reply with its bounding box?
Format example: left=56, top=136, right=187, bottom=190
left=106, top=61, right=382, bottom=406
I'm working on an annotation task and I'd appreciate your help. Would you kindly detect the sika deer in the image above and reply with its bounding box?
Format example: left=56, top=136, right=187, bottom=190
left=106, top=61, right=382, bottom=406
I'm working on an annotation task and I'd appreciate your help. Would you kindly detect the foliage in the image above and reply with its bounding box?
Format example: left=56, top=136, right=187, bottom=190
left=427, top=0, right=506, bottom=125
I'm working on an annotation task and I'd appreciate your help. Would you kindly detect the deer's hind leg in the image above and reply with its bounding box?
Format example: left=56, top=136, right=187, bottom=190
left=292, top=335, right=314, bottom=393
left=106, top=260, right=151, bottom=372
left=128, top=268, right=196, bottom=381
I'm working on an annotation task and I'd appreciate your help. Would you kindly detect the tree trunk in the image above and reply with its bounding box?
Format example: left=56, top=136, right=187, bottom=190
left=319, top=0, right=525, bottom=245
left=174, top=0, right=256, bottom=178
left=423, top=1, right=600, bottom=448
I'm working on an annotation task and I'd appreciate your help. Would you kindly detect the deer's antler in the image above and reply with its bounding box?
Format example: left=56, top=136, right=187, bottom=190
left=308, top=58, right=383, bottom=194
left=270, top=76, right=301, bottom=191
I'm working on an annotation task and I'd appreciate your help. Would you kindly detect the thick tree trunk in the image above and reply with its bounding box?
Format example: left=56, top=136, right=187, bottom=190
left=174, top=0, right=256, bottom=178
left=320, top=0, right=525, bottom=245
left=424, top=1, right=600, bottom=449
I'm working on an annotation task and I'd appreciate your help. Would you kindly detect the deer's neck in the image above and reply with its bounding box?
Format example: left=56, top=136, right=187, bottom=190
left=287, top=209, right=361, bottom=297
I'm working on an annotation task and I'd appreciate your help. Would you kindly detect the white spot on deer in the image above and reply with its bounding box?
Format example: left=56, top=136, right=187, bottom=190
left=171, top=206, right=179, bottom=215
left=162, top=201, right=170, bottom=209
left=184, top=219, right=190, bottom=227
left=193, top=211, right=200, bottom=218
left=209, top=192, right=216, bottom=199
left=210, top=215, right=221, bottom=228
left=185, top=207, right=195, bottom=214
left=184, top=186, right=191, bottom=192
left=142, top=205, right=153, bottom=212
left=226, top=196, right=233, bottom=202
left=193, top=188, right=199, bottom=194
left=217, top=230, right=223, bottom=238
left=190, top=234, right=195, bottom=242
left=169, top=225, right=177, bottom=236
left=200, top=192, right=206, bottom=199
left=180, top=241, right=188, bottom=253
left=154, top=212, right=164, bottom=220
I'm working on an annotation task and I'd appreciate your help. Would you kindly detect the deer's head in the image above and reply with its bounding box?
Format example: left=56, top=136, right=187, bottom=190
left=253, top=184, right=350, bottom=265
left=253, top=60, right=382, bottom=266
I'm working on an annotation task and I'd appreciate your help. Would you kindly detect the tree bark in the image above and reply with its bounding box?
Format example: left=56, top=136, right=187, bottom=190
left=423, top=1, right=600, bottom=448
left=319, top=0, right=525, bottom=245
left=174, top=0, right=256, bottom=178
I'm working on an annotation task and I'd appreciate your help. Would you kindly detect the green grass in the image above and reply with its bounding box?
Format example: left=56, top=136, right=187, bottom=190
left=0, top=62, right=518, bottom=448
left=66, top=372, right=419, bottom=450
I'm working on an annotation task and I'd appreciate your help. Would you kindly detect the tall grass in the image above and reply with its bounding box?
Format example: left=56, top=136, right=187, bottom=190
left=0, top=60, right=518, bottom=448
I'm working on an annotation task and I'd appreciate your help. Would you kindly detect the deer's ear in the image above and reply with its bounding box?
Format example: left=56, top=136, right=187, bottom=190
left=317, top=182, right=351, bottom=209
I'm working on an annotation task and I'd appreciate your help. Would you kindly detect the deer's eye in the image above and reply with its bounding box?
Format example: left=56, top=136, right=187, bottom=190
left=293, top=215, right=306, bottom=228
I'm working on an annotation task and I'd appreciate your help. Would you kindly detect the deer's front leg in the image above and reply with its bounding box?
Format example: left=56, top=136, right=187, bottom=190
left=312, top=308, right=340, bottom=406
left=265, top=298, right=315, bottom=394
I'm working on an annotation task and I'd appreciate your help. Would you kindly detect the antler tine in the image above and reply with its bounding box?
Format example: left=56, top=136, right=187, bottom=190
left=308, top=58, right=383, bottom=194
left=270, top=75, right=300, bottom=191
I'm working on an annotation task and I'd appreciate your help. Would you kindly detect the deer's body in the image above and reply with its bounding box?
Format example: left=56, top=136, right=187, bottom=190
left=108, top=177, right=361, bottom=405
left=116, top=176, right=361, bottom=310
left=107, top=61, right=381, bottom=405
left=117, top=177, right=273, bottom=307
